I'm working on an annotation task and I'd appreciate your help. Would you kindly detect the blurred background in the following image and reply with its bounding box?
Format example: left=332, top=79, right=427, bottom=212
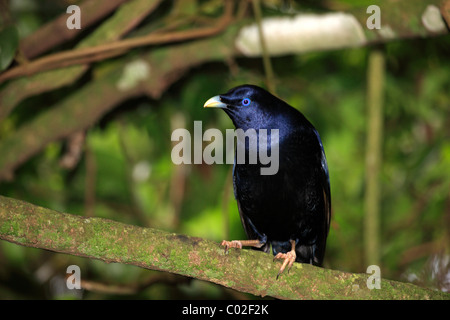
left=0, top=0, right=449, bottom=299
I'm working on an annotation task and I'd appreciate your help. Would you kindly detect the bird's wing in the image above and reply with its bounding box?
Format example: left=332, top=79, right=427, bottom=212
left=321, top=148, right=332, bottom=235
left=315, top=129, right=331, bottom=237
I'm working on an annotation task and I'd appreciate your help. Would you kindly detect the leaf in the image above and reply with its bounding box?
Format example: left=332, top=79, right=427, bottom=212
left=0, top=26, right=19, bottom=71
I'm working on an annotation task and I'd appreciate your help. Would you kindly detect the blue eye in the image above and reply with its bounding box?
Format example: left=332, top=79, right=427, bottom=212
left=242, top=98, right=251, bottom=106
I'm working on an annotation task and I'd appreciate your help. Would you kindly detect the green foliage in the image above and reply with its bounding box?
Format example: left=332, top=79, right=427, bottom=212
left=0, top=26, right=18, bottom=71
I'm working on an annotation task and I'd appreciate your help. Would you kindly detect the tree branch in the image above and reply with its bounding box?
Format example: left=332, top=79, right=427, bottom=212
left=19, top=0, right=130, bottom=59
left=0, top=0, right=164, bottom=121
left=0, top=27, right=237, bottom=181
left=234, top=0, right=448, bottom=57
left=364, top=49, right=385, bottom=267
left=0, top=0, right=233, bottom=84
left=0, top=195, right=448, bottom=300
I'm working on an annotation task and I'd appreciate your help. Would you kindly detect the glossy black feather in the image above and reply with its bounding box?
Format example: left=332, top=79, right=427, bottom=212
left=215, top=84, right=330, bottom=266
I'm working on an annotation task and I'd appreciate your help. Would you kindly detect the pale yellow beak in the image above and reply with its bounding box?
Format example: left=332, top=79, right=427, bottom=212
left=203, top=95, right=227, bottom=108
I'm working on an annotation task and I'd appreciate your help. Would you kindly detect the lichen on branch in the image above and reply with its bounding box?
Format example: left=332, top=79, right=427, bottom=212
left=0, top=195, right=448, bottom=300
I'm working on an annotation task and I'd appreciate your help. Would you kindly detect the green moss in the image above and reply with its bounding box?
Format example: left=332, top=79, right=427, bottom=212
left=1, top=195, right=449, bottom=300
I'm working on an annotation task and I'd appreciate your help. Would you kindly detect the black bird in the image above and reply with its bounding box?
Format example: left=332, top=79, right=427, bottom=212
left=204, top=84, right=331, bottom=278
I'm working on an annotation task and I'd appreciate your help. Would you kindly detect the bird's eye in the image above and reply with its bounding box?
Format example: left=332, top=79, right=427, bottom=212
left=242, top=98, right=251, bottom=106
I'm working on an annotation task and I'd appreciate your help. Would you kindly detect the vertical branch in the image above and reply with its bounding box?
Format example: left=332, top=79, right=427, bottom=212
left=251, top=0, right=277, bottom=95
left=118, top=120, right=150, bottom=226
left=170, top=112, right=188, bottom=230
left=364, top=49, right=385, bottom=267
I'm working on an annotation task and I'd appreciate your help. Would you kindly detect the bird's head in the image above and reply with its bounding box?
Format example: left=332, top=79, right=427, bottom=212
left=204, top=84, right=284, bottom=131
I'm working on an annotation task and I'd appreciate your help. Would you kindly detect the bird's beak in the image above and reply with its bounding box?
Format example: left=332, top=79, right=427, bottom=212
left=203, top=95, right=227, bottom=108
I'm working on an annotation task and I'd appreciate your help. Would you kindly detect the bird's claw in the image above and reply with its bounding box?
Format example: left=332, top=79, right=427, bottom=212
left=273, top=250, right=296, bottom=279
left=221, top=240, right=242, bottom=254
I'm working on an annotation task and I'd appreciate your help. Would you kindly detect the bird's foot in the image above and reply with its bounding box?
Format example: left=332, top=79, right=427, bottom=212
left=273, top=240, right=296, bottom=279
left=221, top=239, right=264, bottom=254
left=221, top=240, right=243, bottom=252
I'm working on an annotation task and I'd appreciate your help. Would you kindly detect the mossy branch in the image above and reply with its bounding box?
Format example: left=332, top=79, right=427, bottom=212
left=0, top=195, right=448, bottom=300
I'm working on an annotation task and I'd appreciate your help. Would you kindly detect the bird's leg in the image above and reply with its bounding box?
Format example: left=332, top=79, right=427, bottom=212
left=273, top=239, right=296, bottom=279
left=221, top=239, right=265, bottom=253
